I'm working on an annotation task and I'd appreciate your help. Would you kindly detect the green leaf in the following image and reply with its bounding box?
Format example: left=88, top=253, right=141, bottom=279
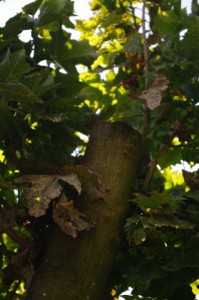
left=23, top=0, right=43, bottom=15
left=3, top=13, right=32, bottom=39
left=0, top=175, right=12, bottom=189
left=181, top=15, right=199, bottom=59
left=124, top=32, right=142, bottom=54
left=55, top=73, right=85, bottom=98
left=37, top=0, right=74, bottom=27
left=24, top=69, right=56, bottom=96
left=133, top=260, right=166, bottom=295
left=0, top=82, right=43, bottom=105
left=141, top=215, right=193, bottom=230
left=47, top=0, right=71, bottom=13
left=131, top=228, right=146, bottom=245
left=0, top=110, right=20, bottom=139
left=102, top=10, right=123, bottom=27
left=50, top=34, right=98, bottom=68
left=184, top=190, right=199, bottom=202
left=0, top=49, right=30, bottom=81
left=159, top=148, right=182, bottom=169
left=154, top=9, right=186, bottom=34
left=131, top=193, right=180, bottom=211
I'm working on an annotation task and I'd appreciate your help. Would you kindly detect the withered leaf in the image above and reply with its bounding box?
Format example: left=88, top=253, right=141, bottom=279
left=15, top=174, right=81, bottom=217
left=138, top=74, right=169, bottom=110
left=60, top=165, right=104, bottom=192
left=53, top=200, right=94, bottom=238
left=182, top=170, right=199, bottom=190
left=60, top=165, right=107, bottom=202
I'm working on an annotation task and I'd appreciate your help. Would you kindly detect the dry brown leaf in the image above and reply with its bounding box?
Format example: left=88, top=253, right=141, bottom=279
left=182, top=170, right=199, bottom=190
left=53, top=200, right=94, bottom=238
left=60, top=165, right=104, bottom=192
left=139, top=74, right=169, bottom=110
left=15, top=174, right=81, bottom=217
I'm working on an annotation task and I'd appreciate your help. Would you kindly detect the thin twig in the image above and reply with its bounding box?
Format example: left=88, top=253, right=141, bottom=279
left=0, top=224, right=31, bottom=248
left=142, top=133, right=176, bottom=191
left=141, top=0, right=149, bottom=150
left=142, top=0, right=149, bottom=88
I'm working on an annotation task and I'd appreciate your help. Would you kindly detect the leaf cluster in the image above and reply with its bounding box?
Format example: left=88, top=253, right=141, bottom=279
left=0, top=0, right=98, bottom=298
left=76, top=0, right=199, bottom=299
left=1, top=0, right=199, bottom=299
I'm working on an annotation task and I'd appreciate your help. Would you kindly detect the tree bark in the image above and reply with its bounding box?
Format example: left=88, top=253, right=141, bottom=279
left=27, top=121, right=141, bottom=300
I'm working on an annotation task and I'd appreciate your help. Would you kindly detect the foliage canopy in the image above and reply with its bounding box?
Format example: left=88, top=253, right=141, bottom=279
left=0, top=0, right=199, bottom=299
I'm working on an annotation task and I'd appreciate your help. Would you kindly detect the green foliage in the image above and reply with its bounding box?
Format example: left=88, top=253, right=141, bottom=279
left=76, top=1, right=199, bottom=299
left=0, top=0, right=199, bottom=299
left=0, top=0, right=97, bottom=298
left=124, top=189, right=199, bottom=299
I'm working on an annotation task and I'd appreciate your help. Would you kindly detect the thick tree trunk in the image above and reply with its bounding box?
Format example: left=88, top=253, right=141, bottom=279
left=27, top=121, right=141, bottom=300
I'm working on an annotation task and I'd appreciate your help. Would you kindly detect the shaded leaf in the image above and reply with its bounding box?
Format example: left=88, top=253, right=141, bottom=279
left=0, top=49, right=30, bottom=81
left=22, top=0, right=43, bottom=15
left=0, top=82, right=43, bottom=105
left=141, top=215, right=193, bottom=230
left=181, top=15, right=199, bottom=60
left=102, top=10, right=123, bottom=27
left=184, top=190, right=199, bottom=202
left=0, top=208, right=16, bottom=227
left=131, top=228, right=146, bottom=245
left=48, top=30, right=97, bottom=69
left=154, top=9, right=186, bottom=34
left=124, top=32, right=142, bottom=54
left=24, top=69, right=56, bottom=96
left=131, top=192, right=179, bottom=212
left=0, top=110, right=21, bottom=139
left=2, top=13, right=32, bottom=39
left=0, top=175, right=12, bottom=189
left=37, top=0, right=74, bottom=27
left=182, top=170, right=199, bottom=190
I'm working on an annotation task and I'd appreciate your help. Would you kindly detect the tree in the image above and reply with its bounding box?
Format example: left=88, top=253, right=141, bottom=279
left=0, top=0, right=199, bottom=299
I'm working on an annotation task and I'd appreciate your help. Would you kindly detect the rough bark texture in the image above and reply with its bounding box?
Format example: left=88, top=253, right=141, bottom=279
left=27, top=121, right=141, bottom=300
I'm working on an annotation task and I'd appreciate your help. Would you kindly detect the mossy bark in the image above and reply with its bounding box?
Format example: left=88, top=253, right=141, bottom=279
left=27, top=121, right=141, bottom=300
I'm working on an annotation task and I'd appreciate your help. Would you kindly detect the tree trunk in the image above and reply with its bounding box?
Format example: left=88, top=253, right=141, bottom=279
left=27, top=121, right=141, bottom=300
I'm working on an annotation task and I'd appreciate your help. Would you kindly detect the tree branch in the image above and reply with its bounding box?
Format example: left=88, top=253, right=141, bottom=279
left=0, top=224, right=31, bottom=248
left=141, top=0, right=149, bottom=150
